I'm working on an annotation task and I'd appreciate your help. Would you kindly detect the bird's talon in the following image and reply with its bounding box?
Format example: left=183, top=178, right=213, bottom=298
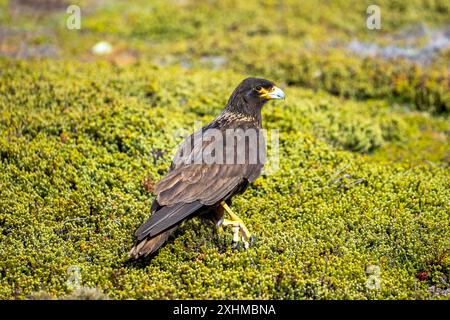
left=220, top=203, right=253, bottom=250
left=232, top=226, right=239, bottom=243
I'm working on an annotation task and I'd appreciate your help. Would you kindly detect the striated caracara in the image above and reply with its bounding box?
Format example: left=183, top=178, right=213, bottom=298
left=129, top=77, right=285, bottom=259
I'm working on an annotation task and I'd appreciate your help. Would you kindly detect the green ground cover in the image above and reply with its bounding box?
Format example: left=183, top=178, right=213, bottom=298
left=0, top=0, right=448, bottom=299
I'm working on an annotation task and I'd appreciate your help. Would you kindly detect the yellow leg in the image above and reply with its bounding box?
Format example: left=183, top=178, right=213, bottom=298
left=219, top=201, right=252, bottom=249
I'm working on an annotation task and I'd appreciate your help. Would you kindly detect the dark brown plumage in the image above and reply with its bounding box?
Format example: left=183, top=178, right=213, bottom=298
left=129, top=77, right=285, bottom=259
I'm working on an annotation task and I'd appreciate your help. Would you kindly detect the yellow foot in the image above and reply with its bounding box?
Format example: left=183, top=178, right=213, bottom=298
left=217, top=201, right=253, bottom=249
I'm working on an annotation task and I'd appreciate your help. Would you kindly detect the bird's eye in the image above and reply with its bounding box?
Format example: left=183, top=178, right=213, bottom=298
left=255, top=86, right=262, bottom=91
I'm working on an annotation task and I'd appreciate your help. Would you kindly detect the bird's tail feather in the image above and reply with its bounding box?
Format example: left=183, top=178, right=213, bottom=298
left=130, top=201, right=203, bottom=259
left=128, top=226, right=177, bottom=259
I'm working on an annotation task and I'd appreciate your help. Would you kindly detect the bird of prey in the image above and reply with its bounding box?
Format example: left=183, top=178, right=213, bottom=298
left=129, top=78, right=285, bottom=259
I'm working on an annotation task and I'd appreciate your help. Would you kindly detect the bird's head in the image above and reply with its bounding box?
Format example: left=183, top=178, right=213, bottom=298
left=240, top=77, right=285, bottom=103
left=225, top=78, right=285, bottom=121
left=225, top=77, right=285, bottom=118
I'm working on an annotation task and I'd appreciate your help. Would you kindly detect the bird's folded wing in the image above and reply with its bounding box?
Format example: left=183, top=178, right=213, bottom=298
left=135, top=127, right=263, bottom=240
left=135, top=201, right=203, bottom=240
left=135, top=163, right=260, bottom=241
left=155, top=163, right=260, bottom=206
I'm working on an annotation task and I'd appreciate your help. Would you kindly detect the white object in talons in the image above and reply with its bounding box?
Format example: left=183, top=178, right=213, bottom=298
left=232, top=226, right=240, bottom=243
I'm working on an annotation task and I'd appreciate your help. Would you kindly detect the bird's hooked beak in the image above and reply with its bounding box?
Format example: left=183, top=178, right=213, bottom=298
left=259, top=86, right=285, bottom=100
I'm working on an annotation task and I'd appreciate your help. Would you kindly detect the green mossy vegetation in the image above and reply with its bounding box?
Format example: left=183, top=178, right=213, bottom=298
left=0, top=0, right=449, bottom=299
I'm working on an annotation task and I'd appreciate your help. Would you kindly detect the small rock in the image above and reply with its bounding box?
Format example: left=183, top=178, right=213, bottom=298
left=91, top=41, right=113, bottom=55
